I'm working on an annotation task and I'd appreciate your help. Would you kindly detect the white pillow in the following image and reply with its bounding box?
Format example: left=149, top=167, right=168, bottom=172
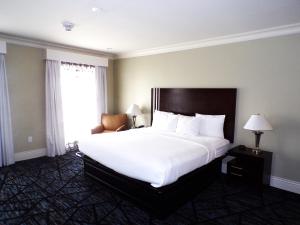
left=152, top=110, right=178, bottom=132
left=176, top=115, right=201, bottom=136
left=195, top=114, right=225, bottom=138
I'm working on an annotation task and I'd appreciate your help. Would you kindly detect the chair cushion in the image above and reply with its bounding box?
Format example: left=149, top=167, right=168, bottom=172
left=102, top=114, right=128, bottom=131
left=102, top=130, right=114, bottom=133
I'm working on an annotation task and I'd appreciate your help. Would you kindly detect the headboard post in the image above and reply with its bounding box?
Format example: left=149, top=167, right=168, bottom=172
left=151, top=88, right=237, bottom=143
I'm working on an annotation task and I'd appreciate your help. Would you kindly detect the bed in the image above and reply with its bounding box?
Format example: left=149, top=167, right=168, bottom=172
left=80, top=88, right=237, bottom=218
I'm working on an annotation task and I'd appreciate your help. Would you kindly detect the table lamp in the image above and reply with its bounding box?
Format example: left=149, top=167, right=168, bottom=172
left=126, top=104, right=142, bottom=128
left=243, top=114, right=273, bottom=154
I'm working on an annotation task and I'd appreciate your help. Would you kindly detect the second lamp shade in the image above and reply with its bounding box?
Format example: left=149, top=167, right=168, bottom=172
left=126, top=104, right=142, bottom=116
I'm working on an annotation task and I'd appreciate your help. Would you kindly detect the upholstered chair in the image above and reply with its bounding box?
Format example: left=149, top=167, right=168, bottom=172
left=91, top=114, right=128, bottom=134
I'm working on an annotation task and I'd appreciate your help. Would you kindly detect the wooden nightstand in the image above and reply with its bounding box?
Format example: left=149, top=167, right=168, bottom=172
left=227, top=145, right=272, bottom=187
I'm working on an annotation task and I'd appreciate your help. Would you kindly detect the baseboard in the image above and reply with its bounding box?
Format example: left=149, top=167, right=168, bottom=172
left=270, top=176, right=300, bottom=194
left=222, top=157, right=300, bottom=194
left=14, top=148, right=46, bottom=162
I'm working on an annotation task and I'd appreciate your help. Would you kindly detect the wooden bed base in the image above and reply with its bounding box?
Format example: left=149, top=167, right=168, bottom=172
left=84, top=154, right=224, bottom=218
left=82, top=88, right=237, bottom=218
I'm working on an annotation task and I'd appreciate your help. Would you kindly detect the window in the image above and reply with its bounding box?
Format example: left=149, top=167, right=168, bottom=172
left=60, top=62, right=97, bottom=144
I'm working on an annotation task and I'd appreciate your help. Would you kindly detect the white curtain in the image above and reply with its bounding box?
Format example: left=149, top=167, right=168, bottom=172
left=45, top=60, right=66, bottom=157
left=0, top=54, right=14, bottom=167
left=95, top=66, right=107, bottom=123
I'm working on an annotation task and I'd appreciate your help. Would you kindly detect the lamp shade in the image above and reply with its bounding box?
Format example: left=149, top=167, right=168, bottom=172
left=126, top=104, right=141, bottom=116
left=243, top=114, right=273, bottom=131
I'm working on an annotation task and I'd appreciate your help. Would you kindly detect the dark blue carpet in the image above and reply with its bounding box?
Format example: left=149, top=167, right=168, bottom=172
left=0, top=151, right=300, bottom=225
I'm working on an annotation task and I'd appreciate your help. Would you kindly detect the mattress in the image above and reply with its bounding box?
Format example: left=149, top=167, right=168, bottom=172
left=79, top=128, right=229, bottom=187
left=216, top=142, right=231, bottom=158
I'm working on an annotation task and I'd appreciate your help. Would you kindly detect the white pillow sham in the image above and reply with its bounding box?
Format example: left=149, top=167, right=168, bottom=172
left=152, top=110, right=178, bottom=132
left=176, top=115, right=201, bottom=136
left=195, top=114, right=225, bottom=138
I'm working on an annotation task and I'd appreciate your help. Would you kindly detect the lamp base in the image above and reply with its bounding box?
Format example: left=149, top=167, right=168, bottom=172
left=252, top=148, right=262, bottom=155
left=252, top=131, right=263, bottom=154
left=132, top=115, right=137, bottom=129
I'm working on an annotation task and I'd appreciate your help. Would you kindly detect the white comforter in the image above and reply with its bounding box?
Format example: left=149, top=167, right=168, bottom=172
left=79, top=128, right=228, bottom=187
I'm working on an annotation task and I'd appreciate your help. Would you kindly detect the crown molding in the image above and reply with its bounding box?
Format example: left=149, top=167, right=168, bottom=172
left=0, top=32, right=116, bottom=59
left=117, top=23, right=300, bottom=59
left=2, top=23, right=300, bottom=60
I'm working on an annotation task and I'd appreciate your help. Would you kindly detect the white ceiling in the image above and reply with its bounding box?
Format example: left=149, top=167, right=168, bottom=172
left=1, top=0, right=300, bottom=56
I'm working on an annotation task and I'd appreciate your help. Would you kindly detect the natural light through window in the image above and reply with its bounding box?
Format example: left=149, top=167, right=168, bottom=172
left=60, top=63, right=97, bottom=144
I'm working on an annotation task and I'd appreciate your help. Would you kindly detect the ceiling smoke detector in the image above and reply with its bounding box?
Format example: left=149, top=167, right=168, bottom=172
left=62, top=21, right=75, bottom=31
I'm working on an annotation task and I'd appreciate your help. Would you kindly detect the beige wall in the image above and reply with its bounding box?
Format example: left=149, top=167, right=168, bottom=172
left=114, top=34, right=300, bottom=182
left=6, top=44, right=46, bottom=153
left=6, top=44, right=114, bottom=154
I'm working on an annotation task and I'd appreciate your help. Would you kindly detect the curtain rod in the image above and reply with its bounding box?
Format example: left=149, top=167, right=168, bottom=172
left=61, top=61, right=95, bottom=68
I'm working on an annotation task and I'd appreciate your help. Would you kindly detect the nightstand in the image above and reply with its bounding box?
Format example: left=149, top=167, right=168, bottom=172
left=227, top=145, right=272, bottom=188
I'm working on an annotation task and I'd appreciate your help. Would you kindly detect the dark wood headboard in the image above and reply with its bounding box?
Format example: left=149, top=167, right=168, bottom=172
left=151, top=88, right=237, bottom=143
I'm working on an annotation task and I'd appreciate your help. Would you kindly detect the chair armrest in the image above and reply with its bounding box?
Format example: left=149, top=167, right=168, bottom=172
left=91, top=125, right=104, bottom=134
left=116, top=124, right=127, bottom=132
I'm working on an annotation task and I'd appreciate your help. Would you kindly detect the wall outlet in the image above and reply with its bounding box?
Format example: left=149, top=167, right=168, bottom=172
left=28, top=136, right=33, bottom=143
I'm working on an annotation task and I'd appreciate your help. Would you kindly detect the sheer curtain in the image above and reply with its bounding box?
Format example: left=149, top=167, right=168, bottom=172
left=60, top=63, right=98, bottom=144
left=95, top=66, right=108, bottom=123
left=45, top=60, right=66, bottom=157
left=0, top=54, right=15, bottom=166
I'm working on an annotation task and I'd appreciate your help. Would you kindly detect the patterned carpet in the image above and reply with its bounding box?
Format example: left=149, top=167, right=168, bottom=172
left=0, top=151, right=300, bottom=225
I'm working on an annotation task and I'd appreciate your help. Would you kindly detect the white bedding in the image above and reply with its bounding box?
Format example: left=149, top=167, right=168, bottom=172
left=79, top=128, right=229, bottom=187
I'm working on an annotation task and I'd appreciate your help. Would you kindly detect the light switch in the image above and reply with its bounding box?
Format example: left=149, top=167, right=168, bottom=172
left=28, top=136, right=33, bottom=143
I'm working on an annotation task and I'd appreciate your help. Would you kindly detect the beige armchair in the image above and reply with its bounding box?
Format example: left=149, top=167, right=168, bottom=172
left=91, top=114, right=128, bottom=134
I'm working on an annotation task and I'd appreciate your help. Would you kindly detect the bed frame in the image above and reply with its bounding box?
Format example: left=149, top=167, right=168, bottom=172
left=83, top=88, right=237, bottom=218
